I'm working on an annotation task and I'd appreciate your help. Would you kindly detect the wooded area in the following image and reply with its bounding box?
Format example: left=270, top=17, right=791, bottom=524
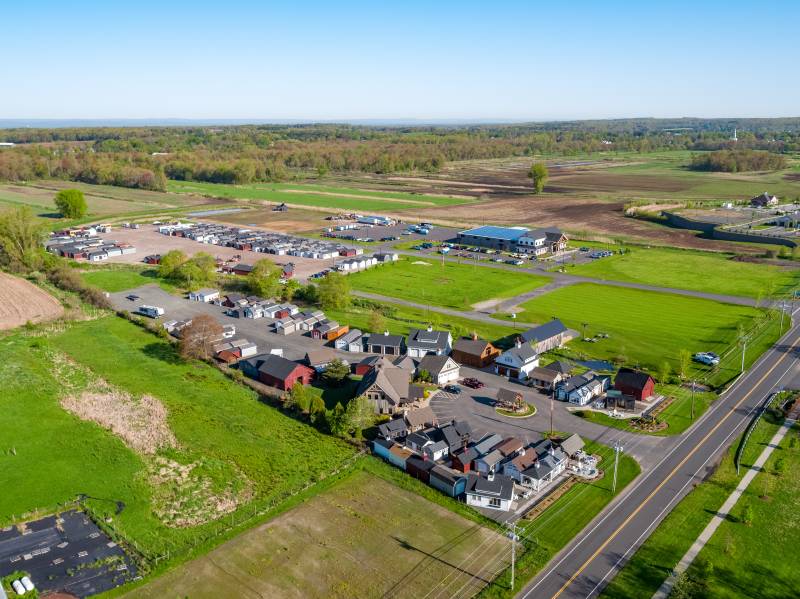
left=1, top=119, right=799, bottom=190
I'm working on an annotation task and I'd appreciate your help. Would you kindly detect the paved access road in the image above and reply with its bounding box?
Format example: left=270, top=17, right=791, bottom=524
left=516, top=316, right=800, bottom=599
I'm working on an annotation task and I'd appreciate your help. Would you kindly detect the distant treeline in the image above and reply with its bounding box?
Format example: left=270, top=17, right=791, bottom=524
left=1, top=119, right=799, bottom=190
left=689, top=149, right=788, bottom=172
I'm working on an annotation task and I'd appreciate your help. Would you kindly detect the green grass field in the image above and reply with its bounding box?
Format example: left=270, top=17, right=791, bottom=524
left=566, top=246, right=800, bottom=298
left=493, top=283, right=781, bottom=380
left=346, top=257, right=550, bottom=310
left=574, top=384, right=718, bottom=436
left=122, top=466, right=507, bottom=599
left=80, top=266, right=179, bottom=293
left=0, top=317, right=355, bottom=557
left=168, top=180, right=472, bottom=212
left=601, top=409, right=793, bottom=599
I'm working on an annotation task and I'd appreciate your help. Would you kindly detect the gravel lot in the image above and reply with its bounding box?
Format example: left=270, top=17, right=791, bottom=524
left=96, top=225, right=340, bottom=281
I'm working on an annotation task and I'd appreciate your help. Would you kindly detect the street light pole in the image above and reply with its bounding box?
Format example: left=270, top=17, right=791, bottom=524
left=612, top=442, right=623, bottom=494
left=741, top=338, right=747, bottom=374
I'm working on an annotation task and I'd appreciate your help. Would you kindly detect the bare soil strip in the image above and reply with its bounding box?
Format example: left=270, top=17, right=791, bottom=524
left=0, top=272, right=64, bottom=330
left=281, top=188, right=437, bottom=205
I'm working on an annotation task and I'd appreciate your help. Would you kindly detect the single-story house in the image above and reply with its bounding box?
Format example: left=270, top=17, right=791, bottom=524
left=222, top=293, right=248, bottom=308
left=406, top=457, right=435, bottom=483
left=556, top=371, right=610, bottom=405
left=417, top=355, right=460, bottom=385
left=429, top=465, right=467, bottom=498
left=239, top=354, right=314, bottom=391
left=502, top=450, right=538, bottom=482
left=465, top=473, right=515, bottom=511
left=451, top=446, right=479, bottom=473
left=474, top=449, right=504, bottom=474
left=368, top=332, right=405, bottom=356
left=423, top=440, right=450, bottom=462
left=559, top=433, right=585, bottom=458
left=405, top=405, right=438, bottom=432
left=374, top=251, right=399, bottom=263
left=495, top=437, right=525, bottom=458
left=406, top=327, right=452, bottom=358
left=372, top=439, right=413, bottom=470
left=437, top=420, right=472, bottom=453
left=527, top=366, right=565, bottom=391
left=519, top=319, right=573, bottom=354
left=473, top=433, right=504, bottom=456
left=614, top=367, right=656, bottom=401
left=305, top=349, right=340, bottom=372
left=188, top=288, right=220, bottom=303
left=450, top=335, right=501, bottom=368
left=377, top=417, right=410, bottom=441
left=335, top=329, right=363, bottom=352
left=494, top=341, right=539, bottom=380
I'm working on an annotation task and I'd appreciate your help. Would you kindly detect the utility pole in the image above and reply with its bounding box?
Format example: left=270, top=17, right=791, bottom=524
left=612, top=442, right=624, bottom=494
left=741, top=338, right=747, bottom=374
left=780, top=300, right=786, bottom=333
left=582, top=322, right=589, bottom=340
left=690, top=379, right=696, bottom=420
left=508, top=522, right=517, bottom=589
left=550, top=387, right=555, bottom=438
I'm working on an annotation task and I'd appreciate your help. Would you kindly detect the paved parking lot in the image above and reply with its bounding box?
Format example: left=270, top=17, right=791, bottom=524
left=431, top=366, right=669, bottom=470
left=0, top=511, right=136, bottom=598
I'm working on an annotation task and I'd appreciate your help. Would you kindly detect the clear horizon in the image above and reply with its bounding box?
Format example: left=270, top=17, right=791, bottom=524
left=3, top=0, right=798, bottom=120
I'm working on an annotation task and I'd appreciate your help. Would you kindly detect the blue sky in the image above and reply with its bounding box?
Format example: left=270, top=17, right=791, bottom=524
left=3, top=1, right=798, bottom=120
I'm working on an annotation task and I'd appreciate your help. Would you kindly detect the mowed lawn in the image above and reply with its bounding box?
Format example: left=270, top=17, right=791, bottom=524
left=80, top=267, right=178, bottom=293
left=0, top=317, right=355, bottom=557
left=346, top=257, right=550, bottom=310
left=167, top=180, right=471, bottom=212
left=568, top=246, right=800, bottom=298
left=495, top=283, right=780, bottom=377
left=123, top=468, right=508, bottom=599
left=601, top=410, right=792, bottom=599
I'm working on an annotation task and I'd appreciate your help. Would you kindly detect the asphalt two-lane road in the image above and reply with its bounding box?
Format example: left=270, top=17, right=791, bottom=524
left=517, top=319, right=800, bottom=599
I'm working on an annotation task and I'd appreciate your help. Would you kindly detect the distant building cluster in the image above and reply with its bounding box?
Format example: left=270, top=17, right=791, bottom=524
left=158, top=222, right=361, bottom=260
left=45, top=225, right=136, bottom=261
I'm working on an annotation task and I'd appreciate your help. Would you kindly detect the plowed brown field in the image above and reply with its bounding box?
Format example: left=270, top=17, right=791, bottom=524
left=0, top=272, right=64, bottom=330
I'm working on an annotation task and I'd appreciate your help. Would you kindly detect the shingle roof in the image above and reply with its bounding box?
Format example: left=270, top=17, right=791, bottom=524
left=614, top=367, right=654, bottom=391
left=417, top=354, right=456, bottom=376
left=520, top=319, right=567, bottom=344
left=543, top=360, right=573, bottom=375
left=369, top=332, right=404, bottom=347
left=257, top=354, right=308, bottom=380
left=305, top=349, right=337, bottom=366
left=407, top=328, right=449, bottom=351
left=559, top=433, right=584, bottom=456
left=453, top=337, right=493, bottom=356
left=405, top=406, right=437, bottom=430
left=356, top=364, right=411, bottom=405
left=501, top=343, right=538, bottom=363
left=378, top=418, right=409, bottom=438
left=466, top=473, right=514, bottom=500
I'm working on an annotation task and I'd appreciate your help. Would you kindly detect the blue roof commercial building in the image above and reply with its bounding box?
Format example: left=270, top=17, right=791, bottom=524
left=456, top=226, right=531, bottom=251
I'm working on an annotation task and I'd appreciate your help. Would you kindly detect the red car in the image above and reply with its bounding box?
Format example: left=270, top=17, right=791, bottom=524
left=461, top=377, right=484, bottom=389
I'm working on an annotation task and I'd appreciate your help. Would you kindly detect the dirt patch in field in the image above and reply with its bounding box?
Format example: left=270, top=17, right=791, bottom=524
left=784, top=173, right=800, bottom=182
left=547, top=172, right=695, bottom=194
left=61, top=381, right=177, bottom=455
left=0, top=272, right=64, bottom=330
left=149, top=456, right=253, bottom=528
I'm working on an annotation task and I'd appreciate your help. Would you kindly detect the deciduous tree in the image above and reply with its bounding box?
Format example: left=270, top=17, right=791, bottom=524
left=0, top=206, right=49, bottom=271
left=317, top=271, right=351, bottom=311
left=179, top=314, right=223, bottom=361
left=158, top=249, right=187, bottom=278
left=528, top=162, right=549, bottom=194
left=54, top=189, right=88, bottom=218
left=248, top=258, right=281, bottom=298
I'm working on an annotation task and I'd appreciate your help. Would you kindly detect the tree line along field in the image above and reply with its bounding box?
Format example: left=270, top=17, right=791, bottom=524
left=0, top=316, right=355, bottom=558
left=167, top=180, right=474, bottom=212
left=493, top=283, right=782, bottom=380
left=601, top=409, right=798, bottom=599
left=346, top=256, right=550, bottom=310
left=565, top=245, right=800, bottom=299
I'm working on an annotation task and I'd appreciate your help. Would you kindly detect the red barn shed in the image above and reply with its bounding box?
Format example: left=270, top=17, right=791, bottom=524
left=614, top=368, right=655, bottom=401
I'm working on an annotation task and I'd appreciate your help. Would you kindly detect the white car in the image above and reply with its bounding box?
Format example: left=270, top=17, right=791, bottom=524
left=11, top=579, right=25, bottom=595
left=693, top=352, right=720, bottom=366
